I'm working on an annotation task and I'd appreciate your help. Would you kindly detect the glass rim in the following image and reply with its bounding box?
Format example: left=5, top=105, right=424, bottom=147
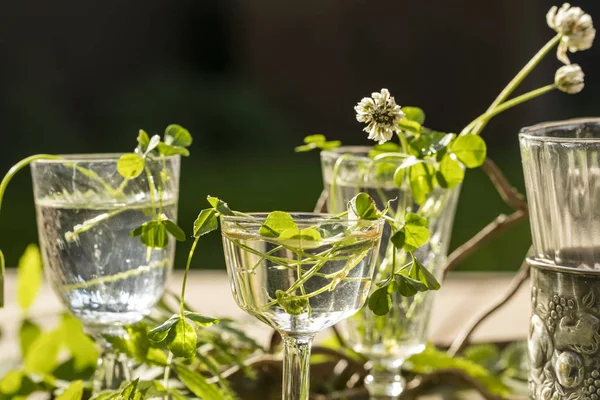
left=321, top=146, right=372, bottom=160
left=220, top=212, right=385, bottom=226
left=30, top=153, right=181, bottom=164
left=519, top=117, right=600, bottom=142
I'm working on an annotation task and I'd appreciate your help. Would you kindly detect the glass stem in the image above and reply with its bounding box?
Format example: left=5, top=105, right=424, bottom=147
left=282, top=334, right=314, bottom=400
left=91, top=330, right=133, bottom=394
left=364, top=359, right=405, bottom=399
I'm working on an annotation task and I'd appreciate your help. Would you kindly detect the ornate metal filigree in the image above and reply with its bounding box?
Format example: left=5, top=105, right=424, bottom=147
left=530, top=265, right=600, bottom=400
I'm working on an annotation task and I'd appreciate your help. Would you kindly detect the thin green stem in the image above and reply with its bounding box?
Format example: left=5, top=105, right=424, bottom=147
left=62, top=258, right=170, bottom=290
left=467, top=34, right=561, bottom=135
left=0, top=154, right=62, bottom=214
left=65, top=208, right=129, bottom=242
left=180, top=236, right=200, bottom=316
left=330, top=154, right=355, bottom=213
left=397, top=131, right=409, bottom=154
left=462, top=84, right=557, bottom=134
left=144, top=166, right=159, bottom=218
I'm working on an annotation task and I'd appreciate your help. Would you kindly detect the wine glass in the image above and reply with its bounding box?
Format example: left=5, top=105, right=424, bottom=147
left=30, top=154, right=180, bottom=392
left=220, top=213, right=384, bottom=399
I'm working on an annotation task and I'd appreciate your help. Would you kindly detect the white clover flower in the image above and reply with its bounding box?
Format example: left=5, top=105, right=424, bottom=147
left=555, top=64, right=585, bottom=94
left=547, top=3, right=596, bottom=64
left=355, top=88, right=405, bottom=144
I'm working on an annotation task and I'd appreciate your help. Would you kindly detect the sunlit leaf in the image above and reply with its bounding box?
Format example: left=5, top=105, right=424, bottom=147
left=184, top=311, right=219, bottom=327
left=207, top=196, right=235, bottom=216
left=0, top=370, right=24, bottom=395
left=164, top=124, right=193, bottom=148
left=19, top=319, right=42, bottom=359
left=17, top=244, right=43, bottom=311
left=136, top=129, right=150, bottom=153
left=156, top=143, right=190, bottom=157
left=60, top=313, right=99, bottom=371
left=408, top=163, right=435, bottom=204
left=140, top=221, right=168, bottom=248
left=348, top=192, right=379, bottom=220
left=402, top=106, right=426, bottom=124
left=167, top=319, right=197, bottom=359
left=56, top=380, right=84, bottom=400
left=24, top=328, right=63, bottom=374
left=117, top=153, right=145, bottom=179
left=258, top=211, right=297, bottom=237
left=436, top=154, right=465, bottom=189
left=193, top=209, right=218, bottom=237
left=451, top=134, right=487, bottom=168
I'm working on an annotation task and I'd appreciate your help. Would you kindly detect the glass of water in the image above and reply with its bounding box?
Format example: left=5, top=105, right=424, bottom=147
left=31, top=154, right=180, bottom=391
left=220, top=213, right=384, bottom=400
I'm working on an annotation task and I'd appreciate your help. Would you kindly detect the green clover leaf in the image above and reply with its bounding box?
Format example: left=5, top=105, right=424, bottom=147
left=451, top=134, right=487, bottom=168
left=368, top=285, right=392, bottom=316
left=436, top=153, right=465, bottom=188
left=259, top=211, right=297, bottom=237
left=117, top=153, right=145, bottom=179
left=193, top=208, right=219, bottom=237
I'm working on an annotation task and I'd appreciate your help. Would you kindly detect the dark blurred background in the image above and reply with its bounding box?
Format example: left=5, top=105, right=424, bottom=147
left=0, top=0, right=598, bottom=272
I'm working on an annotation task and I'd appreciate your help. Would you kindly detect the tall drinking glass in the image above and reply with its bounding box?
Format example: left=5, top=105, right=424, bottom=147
left=321, top=147, right=460, bottom=398
left=520, top=119, right=600, bottom=400
left=31, top=154, right=180, bottom=392
left=220, top=213, right=384, bottom=400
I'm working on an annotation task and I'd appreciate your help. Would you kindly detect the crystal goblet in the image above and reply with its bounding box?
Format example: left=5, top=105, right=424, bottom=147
left=31, top=154, right=180, bottom=392
left=220, top=213, right=384, bottom=400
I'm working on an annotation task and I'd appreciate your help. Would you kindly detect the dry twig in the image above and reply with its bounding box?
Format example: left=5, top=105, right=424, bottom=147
left=447, top=253, right=532, bottom=356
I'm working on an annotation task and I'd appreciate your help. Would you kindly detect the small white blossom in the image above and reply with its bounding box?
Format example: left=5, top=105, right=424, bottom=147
left=555, top=63, right=585, bottom=94
left=354, top=88, right=405, bottom=144
left=547, top=3, right=596, bottom=64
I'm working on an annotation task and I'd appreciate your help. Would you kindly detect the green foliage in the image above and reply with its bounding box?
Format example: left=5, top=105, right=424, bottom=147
left=295, top=134, right=341, bottom=152
left=451, top=134, right=487, bottom=168
left=436, top=154, right=465, bottom=189
left=167, top=319, right=197, bottom=359
left=19, top=319, right=41, bottom=359
left=390, top=212, right=430, bottom=252
left=24, top=328, right=63, bottom=374
left=407, top=345, right=511, bottom=397
left=131, top=216, right=185, bottom=248
left=368, top=285, right=392, bottom=316
left=56, top=380, right=84, bottom=400
left=259, top=211, right=297, bottom=237
left=174, top=363, right=226, bottom=400
left=117, top=153, right=145, bottom=179
left=402, top=106, right=426, bottom=124
left=17, top=244, right=43, bottom=311
left=348, top=192, right=380, bottom=220
left=408, top=162, right=436, bottom=205
left=193, top=208, right=219, bottom=237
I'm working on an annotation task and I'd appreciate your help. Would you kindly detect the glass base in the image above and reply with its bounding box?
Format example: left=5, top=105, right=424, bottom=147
left=88, top=326, right=133, bottom=394
left=364, top=361, right=405, bottom=399
left=94, top=350, right=132, bottom=393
